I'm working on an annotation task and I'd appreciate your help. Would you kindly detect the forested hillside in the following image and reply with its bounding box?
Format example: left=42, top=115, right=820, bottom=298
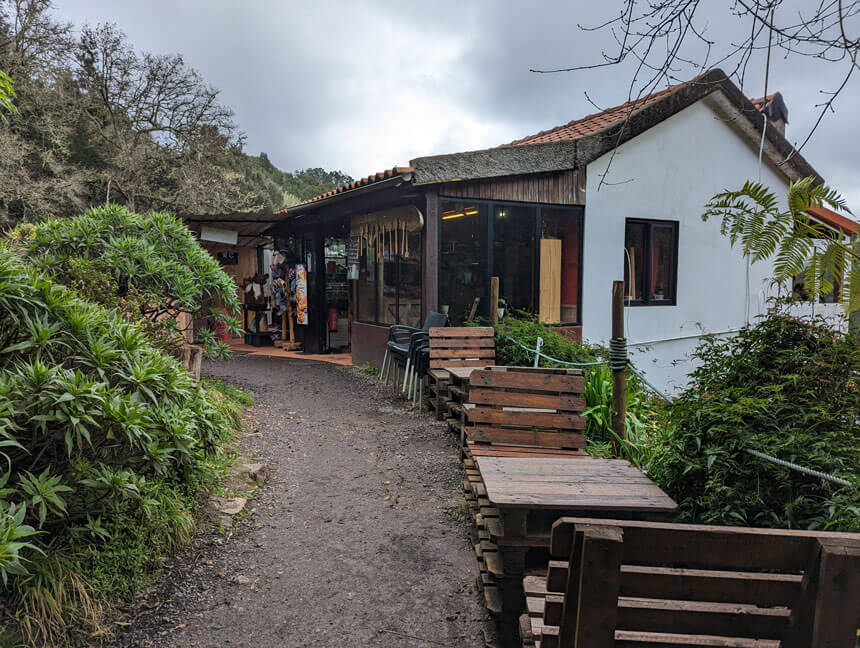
left=0, top=0, right=349, bottom=223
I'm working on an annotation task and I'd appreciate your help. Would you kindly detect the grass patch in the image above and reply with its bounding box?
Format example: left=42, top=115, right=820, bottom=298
left=358, top=362, right=381, bottom=378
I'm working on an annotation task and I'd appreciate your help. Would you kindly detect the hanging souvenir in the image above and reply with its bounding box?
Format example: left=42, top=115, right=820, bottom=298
left=295, top=264, right=308, bottom=325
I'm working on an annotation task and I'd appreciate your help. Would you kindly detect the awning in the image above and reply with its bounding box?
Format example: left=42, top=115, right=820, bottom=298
left=181, top=212, right=278, bottom=247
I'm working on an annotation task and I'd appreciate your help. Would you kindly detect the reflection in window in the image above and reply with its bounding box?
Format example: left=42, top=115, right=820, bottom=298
left=624, top=219, right=678, bottom=305
left=542, top=208, right=583, bottom=324
left=357, top=244, right=377, bottom=322
left=439, top=202, right=488, bottom=325
left=398, top=229, right=422, bottom=327
left=493, top=205, right=535, bottom=313
left=355, top=228, right=422, bottom=326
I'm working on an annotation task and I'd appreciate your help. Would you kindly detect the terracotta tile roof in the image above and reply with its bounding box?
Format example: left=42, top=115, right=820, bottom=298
left=503, top=78, right=787, bottom=148
left=503, top=84, right=682, bottom=147
left=806, top=205, right=858, bottom=235
left=283, top=166, right=413, bottom=211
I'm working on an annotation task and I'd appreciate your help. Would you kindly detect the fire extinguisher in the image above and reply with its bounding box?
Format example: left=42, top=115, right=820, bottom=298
left=328, top=307, right=338, bottom=332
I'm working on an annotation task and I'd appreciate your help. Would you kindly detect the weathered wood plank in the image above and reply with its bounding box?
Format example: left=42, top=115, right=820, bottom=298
left=467, top=408, right=587, bottom=430
left=468, top=388, right=586, bottom=412
left=470, top=369, right=585, bottom=393
left=468, top=427, right=586, bottom=449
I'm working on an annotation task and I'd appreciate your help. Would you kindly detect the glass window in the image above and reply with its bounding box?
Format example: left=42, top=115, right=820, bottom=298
left=493, top=205, right=536, bottom=313
left=541, top=208, right=583, bottom=324
left=624, top=219, right=677, bottom=305
left=357, top=243, right=377, bottom=322
left=398, top=229, right=422, bottom=327
left=355, top=227, right=422, bottom=325
left=439, top=202, right=488, bottom=325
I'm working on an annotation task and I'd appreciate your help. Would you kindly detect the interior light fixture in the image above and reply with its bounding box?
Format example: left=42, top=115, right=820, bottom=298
left=442, top=212, right=465, bottom=220
left=464, top=207, right=479, bottom=216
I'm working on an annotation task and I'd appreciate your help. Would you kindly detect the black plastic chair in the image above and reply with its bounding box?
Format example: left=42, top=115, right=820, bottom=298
left=380, top=311, right=447, bottom=386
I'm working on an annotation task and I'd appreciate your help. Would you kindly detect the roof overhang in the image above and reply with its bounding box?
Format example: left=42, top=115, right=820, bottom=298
left=281, top=169, right=413, bottom=218
left=181, top=212, right=276, bottom=247
left=806, top=205, right=858, bottom=236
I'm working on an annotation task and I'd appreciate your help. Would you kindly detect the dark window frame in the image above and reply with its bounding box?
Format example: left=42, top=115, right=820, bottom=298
left=437, top=197, right=585, bottom=325
left=624, top=218, right=679, bottom=307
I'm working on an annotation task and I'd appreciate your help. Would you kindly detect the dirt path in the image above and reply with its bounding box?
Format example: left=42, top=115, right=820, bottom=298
left=111, top=354, right=495, bottom=648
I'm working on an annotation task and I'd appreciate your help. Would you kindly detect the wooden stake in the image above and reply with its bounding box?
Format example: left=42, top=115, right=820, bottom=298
left=611, top=280, right=626, bottom=456
left=490, top=276, right=500, bottom=324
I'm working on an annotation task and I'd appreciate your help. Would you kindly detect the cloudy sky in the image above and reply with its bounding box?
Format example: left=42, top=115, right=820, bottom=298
left=52, top=1, right=859, bottom=208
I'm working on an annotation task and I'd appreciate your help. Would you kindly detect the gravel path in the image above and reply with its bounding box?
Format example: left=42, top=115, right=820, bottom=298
left=111, top=354, right=495, bottom=648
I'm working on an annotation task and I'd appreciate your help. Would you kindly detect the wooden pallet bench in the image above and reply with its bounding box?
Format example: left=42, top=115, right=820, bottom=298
left=427, top=327, right=495, bottom=420
left=463, top=366, right=588, bottom=458
left=523, top=517, right=860, bottom=648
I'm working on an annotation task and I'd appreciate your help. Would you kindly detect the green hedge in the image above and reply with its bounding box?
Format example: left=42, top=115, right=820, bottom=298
left=651, top=312, right=859, bottom=531
left=0, top=246, right=243, bottom=645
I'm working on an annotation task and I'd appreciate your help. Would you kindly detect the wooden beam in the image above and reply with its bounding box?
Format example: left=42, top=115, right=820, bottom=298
left=423, top=188, right=439, bottom=317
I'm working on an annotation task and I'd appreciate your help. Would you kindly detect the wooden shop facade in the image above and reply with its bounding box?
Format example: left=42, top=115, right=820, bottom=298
left=268, top=166, right=586, bottom=366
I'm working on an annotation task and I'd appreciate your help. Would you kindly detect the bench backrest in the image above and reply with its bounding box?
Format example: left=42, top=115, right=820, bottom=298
left=428, top=326, right=495, bottom=369
left=538, top=517, right=860, bottom=648
left=465, top=366, right=587, bottom=452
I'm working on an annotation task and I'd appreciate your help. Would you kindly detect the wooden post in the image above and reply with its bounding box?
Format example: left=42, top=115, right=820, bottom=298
left=490, top=276, right=500, bottom=324
left=611, top=281, right=626, bottom=456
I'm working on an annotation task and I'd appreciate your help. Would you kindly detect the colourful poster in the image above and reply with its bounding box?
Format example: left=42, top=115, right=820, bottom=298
left=295, top=264, right=308, bottom=325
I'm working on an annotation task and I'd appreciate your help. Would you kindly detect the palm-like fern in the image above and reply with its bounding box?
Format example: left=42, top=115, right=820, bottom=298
left=703, top=177, right=858, bottom=312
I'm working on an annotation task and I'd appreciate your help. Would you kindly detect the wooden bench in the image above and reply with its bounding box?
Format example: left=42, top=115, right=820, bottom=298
left=522, top=517, right=860, bottom=648
left=464, top=366, right=588, bottom=458
left=427, top=326, right=495, bottom=421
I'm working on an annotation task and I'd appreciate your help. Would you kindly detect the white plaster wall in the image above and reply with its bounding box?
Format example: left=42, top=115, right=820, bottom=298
left=582, top=97, right=794, bottom=394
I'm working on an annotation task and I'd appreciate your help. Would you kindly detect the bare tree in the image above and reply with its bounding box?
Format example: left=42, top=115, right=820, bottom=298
left=533, top=1, right=859, bottom=168
left=76, top=23, right=240, bottom=210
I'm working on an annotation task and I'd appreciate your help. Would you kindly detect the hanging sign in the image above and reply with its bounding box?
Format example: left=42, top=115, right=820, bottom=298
left=295, top=264, right=308, bottom=325
left=348, top=236, right=361, bottom=265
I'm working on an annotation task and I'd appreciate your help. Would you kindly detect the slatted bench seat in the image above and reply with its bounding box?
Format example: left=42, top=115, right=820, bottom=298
left=427, top=326, right=495, bottom=420
left=463, top=366, right=588, bottom=457
left=523, top=517, right=860, bottom=648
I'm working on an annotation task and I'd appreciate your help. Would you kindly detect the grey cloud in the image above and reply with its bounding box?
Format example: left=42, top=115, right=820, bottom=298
left=53, top=0, right=858, bottom=208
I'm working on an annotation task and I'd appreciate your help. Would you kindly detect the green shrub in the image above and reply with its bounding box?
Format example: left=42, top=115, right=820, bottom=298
left=0, top=247, right=244, bottom=644
left=494, top=314, right=663, bottom=466
left=650, top=311, right=859, bottom=531
left=13, top=204, right=241, bottom=359
left=494, top=314, right=605, bottom=367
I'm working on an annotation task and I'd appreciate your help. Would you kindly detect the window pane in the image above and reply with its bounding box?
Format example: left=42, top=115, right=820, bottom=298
left=650, top=225, right=674, bottom=301
left=542, top=208, right=582, bottom=323
left=380, top=245, right=397, bottom=325
left=493, top=205, right=536, bottom=313
left=624, top=222, right=646, bottom=301
left=440, top=202, right=488, bottom=325
left=398, top=229, right=422, bottom=326
left=357, top=243, right=377, bottom=322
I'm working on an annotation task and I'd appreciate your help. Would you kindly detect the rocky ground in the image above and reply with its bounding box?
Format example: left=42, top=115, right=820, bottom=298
left=109, top=354, right=497, bottom=648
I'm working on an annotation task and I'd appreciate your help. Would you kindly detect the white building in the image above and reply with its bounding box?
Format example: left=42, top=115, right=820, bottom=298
left=274, top=69, right=856, bottom=392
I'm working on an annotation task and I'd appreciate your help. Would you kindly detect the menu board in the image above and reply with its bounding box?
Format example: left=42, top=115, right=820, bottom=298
left=348, top=236, right=361, bottom=265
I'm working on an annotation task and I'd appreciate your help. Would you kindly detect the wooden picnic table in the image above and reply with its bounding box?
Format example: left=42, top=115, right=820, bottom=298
left=476, top=456, right=678, bottom=513
left=468, top=454, right=677, bottom=620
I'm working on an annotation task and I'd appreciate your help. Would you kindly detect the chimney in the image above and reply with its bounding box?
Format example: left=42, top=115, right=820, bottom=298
left=752, top=92, right=789, bottom=136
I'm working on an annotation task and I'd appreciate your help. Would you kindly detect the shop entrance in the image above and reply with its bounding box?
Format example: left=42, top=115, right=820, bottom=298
left=323, top=236, right=349, bottom=352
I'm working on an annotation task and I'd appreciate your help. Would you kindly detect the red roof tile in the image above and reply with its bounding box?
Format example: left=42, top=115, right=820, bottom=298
left=503, top=84, right=682, bottom=147
left=750, top=93, right=777, bottom=111
left=283, top=166, right=413, bottom=211
left=504, top=78, right=786, bottom=148
left=806, top=205, right=858, bottom=235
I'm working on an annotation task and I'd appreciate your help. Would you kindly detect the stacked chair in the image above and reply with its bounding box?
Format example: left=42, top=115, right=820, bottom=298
left=380, top=311, right=447, bottom=402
